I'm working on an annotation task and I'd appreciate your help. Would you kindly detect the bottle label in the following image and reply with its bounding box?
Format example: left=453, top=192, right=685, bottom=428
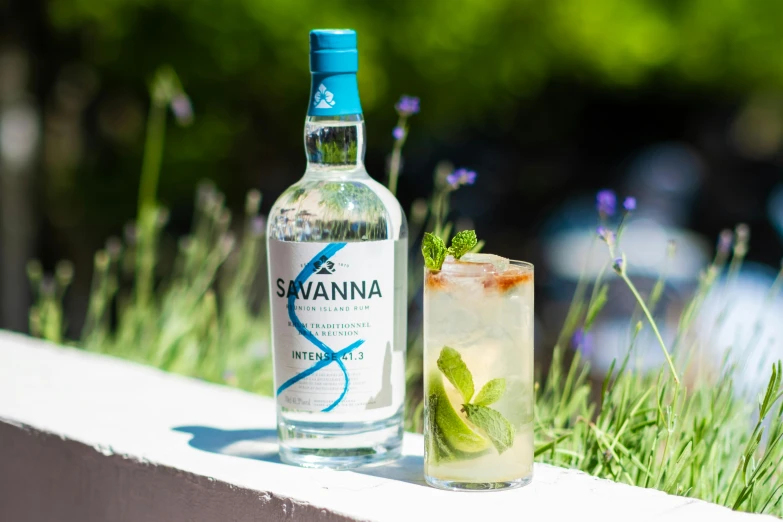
left=268, top=239, right=395, bottom=412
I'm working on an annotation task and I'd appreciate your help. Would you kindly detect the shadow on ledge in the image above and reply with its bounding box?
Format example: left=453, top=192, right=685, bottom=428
left=172, top=425, right=426, bottom=487
left=173, top=426, right=281, bottom=463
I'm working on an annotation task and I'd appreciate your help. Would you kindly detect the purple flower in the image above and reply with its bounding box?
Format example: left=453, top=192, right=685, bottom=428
left=392, top=126, right=405, bottom=140
left=395, top=95, right=420, bottom=116
left=717, top=229, right=733, bottom=255
left=596, top=226, right=615, bottom=245
left=623, top=197, right=636, bottom=212
left=170, top=94, right=194, bottom=126
left=596, top=190, right=617, bottom=217
left=613, top=257, right=624, bottom=273
left=446, top=168, right=478, bottom=188
left=572, top=328, right=594, bottom=358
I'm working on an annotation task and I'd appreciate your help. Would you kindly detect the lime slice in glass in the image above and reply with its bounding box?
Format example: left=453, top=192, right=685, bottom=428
left=428, top=372, right=490, bottom=453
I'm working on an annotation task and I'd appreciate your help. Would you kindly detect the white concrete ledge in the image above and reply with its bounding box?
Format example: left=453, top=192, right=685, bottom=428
left=0, top=330, right=775, bottom=522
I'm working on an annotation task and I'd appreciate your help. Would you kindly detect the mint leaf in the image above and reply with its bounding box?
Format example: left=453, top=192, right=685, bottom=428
left=463, top=404, right=515, bottom=454
left=437, top=347, right=474, bottom=403
left=473, top=378, right=506, bottom=406
left=422, top=232, right=447, bottom=270
left=448, top=230, right=478, bottom=259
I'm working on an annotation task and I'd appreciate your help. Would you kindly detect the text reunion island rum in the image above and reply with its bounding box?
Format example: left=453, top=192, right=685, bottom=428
left=267, top=29, right=408, bottom=468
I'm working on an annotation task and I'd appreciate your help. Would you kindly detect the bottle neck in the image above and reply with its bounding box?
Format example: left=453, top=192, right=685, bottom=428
left=304, top=69, right=365, bottom=177
left=304, top=113, right=366, bottom=174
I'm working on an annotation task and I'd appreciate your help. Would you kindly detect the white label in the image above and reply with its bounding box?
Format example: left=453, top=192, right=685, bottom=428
left=268, top=239, right=396, bottom=413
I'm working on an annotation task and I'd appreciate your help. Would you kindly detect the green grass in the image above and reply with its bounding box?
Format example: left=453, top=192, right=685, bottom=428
left=532, top=222, right=783, bottom=514
left=29, top=183, right=273, bottom=394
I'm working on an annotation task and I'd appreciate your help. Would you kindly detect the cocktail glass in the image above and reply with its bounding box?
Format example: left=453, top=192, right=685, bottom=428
left=423, top=253, right=534, bottom=491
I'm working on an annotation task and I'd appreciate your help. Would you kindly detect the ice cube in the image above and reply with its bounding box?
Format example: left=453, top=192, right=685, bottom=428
left=440, top=255, right=493, bottom=276
left=460, top=253, right=510, bottom=273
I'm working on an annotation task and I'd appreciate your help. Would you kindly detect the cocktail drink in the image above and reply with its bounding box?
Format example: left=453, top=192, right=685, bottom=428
left=423, top=252, right=534, bottom=490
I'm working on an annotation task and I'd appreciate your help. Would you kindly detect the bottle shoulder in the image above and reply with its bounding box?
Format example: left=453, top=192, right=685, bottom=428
left=360, top=175, right=408, bottom=237
left=268, top=171, right=407, bottom=242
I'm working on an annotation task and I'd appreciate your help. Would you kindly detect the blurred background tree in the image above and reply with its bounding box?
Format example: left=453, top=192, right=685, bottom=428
left=3, top=0, right=783, bottom=336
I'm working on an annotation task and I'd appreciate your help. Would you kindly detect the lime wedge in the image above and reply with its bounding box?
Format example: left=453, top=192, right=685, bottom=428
left=428, top=372, right=490, bottom=453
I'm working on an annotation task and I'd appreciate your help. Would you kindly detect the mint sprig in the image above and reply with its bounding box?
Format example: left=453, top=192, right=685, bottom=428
left=422, top=232, right=447, bottom=271
left=447, top=230, right=477, bottom=259
left=429, top=346, right=515, bottom=458
left=421, top=230, right=480, bottom=270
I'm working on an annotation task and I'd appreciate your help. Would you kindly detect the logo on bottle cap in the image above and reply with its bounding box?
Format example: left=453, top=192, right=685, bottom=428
left=313, top=83, right=336, bottom=109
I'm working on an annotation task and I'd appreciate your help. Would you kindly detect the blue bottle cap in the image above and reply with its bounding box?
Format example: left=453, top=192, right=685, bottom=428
left=309, top=29, right=358, bottom=73
left=307, top=29, right=362, bottom=116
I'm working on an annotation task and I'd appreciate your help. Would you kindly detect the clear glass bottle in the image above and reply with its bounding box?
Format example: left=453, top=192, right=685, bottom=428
left=267, top=29, right=407, bottom=468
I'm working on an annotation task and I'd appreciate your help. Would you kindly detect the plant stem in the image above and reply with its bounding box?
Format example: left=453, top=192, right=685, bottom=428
left=137, top=97, right=167, bottom=219
left=134, top=93, right=168, bottom=307
left=620, top=272, right=680, bottom=385
left=387, top=116, right=407, bottom=196
left=388, top=142, right=402, bottom=195
left=555, top=238, right=598, bottom=348
left=433, top=189, right=450, bottom=238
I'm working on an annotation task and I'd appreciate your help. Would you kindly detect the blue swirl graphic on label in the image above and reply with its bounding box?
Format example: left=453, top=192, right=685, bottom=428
left=275, top=243, right=364, bottom=412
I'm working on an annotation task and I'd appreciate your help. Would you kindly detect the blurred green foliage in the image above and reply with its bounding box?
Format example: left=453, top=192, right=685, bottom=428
left=44, top=0, right=783, bottom=221
left=49, top=0, right=783, bottom=98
